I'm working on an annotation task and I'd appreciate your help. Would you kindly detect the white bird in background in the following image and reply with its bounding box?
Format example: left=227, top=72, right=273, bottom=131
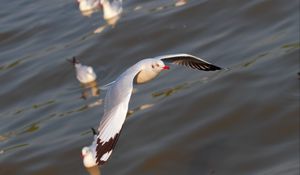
left=175, top=0, right=188, bottom=7
left=89, top=0, right=123, bottom=33
left=100, top=0, right=123, bottom=20
left=77, top=0, right=101, bottom=12
left=82, top=54, right=222, bottom=166
left=69, top=57, right=97, bottom=84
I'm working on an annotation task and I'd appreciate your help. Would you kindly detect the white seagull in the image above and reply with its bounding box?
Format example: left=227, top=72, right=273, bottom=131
left=83, top=53, right=222, bottom=166
left=100, top=0, right=123, bottom=20
left=77, top=0, right=101, bottom=12
left=69, top=57, right=97, bottom=84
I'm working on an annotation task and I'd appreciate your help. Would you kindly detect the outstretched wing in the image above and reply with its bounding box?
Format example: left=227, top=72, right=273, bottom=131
left=95, top=73, right=134, bottom=165
left=158, top=53, right=222, bottom=71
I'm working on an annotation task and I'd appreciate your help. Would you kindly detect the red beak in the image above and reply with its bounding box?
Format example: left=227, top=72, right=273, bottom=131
left=162, top=65, right=170, bottom=70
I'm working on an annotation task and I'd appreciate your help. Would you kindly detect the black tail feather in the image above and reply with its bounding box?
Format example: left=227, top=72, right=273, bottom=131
left=91, top=128, right=98, bottom=135
left=67, top=57, right=80, bottom=65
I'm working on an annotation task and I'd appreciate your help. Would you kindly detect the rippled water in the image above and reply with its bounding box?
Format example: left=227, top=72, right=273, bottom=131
left=0, top=0, right=299, bottom=175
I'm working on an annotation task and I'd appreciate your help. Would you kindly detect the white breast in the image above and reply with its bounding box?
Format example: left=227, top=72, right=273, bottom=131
left=134, top=69, right=159, bottom=84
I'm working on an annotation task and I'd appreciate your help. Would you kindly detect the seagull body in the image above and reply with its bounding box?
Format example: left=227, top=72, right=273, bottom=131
left=69, top=57, right=97, bottom=84
left=82, top=54, right=222, bottom=166
left=77, top=0, right=101, bottom=12
left=100, top=0, right=123, bottom=20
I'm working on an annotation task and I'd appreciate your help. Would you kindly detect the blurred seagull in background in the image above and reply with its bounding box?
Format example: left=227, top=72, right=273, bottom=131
left=82, top=53, right=222, bottom=166
left=69, top=57, right=97, bottom=84
left=90, top=0, right=123, bottom=33
left=100, top=0, right=123, bottom=20
left=77, top=0, right=101, bottom=12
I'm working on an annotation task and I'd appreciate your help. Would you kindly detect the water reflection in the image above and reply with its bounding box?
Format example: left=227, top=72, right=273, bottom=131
left=281, top=42, right=300, bottom=53
left=21, top=123, right=39, bottom=134
left=1, top=143, right=29, bottom=154
left=152, top=84, right=188, bottom=98
left=86, top=166, right=101, bottom=175
left=127, top=103, right=154, bottom=116
left=0, top=131, right=16, bottom=143
left=11, top=100, right=55, bottom=116
left=0, top=135, right=7, bottom=142
left=80, top=80, right=100, bottom=100
left=147, top=0, right=188, bottom=13
left=79, top=80, right=103, bottom=110
left=240, top=42, right=300, bottom=68
left=2, top=100, right=55, bottom=117
left=0, top=59, right=22, bottom=71
left=80, top=9, right=100, bottom=17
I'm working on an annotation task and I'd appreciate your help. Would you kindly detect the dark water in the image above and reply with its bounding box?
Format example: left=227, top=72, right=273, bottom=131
left=0, top=0, right=299, bottom=174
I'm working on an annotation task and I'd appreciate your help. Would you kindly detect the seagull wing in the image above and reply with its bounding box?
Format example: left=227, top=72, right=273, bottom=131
left=99, top=80, right=116, bottom=90
left=158, top=53, right=222, bottom=71
left=95, top=72, right=135, bottom=165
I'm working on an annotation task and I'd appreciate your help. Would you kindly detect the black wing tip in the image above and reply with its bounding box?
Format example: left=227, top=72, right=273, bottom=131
left=91, top=128, right=98, bottom=135
left=67, top=57, right=80, bottom=65
left=209, top=64, right=222, bottom=71
left=95, top=133, right=121, bottom=165
left=192, top=64, right=222, bottom=71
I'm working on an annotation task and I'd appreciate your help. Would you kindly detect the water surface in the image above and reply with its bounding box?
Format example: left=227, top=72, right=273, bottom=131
left=0, top=0, right=299, bottom=175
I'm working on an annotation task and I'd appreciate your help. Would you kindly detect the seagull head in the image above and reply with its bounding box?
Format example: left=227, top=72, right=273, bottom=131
left=134, top=59, right=169, bottom=84
left=146, top=59, right=170, bottom=73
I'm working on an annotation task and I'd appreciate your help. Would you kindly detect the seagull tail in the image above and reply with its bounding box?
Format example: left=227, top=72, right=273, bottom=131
left=67, top=57, right=80, bottom=66
left=91, top=127, right=98, bottom=135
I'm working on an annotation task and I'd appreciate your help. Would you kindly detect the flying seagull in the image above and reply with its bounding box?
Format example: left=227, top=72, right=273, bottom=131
left=83, top=53, right=222, bottom=166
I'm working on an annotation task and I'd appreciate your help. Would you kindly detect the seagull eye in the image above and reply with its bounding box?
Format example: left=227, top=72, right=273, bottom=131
left=151, top=65, right=155, bottom=69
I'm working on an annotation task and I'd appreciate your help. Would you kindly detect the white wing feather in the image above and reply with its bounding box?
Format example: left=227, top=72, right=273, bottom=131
left=95, top=63, right=141, bottom=164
